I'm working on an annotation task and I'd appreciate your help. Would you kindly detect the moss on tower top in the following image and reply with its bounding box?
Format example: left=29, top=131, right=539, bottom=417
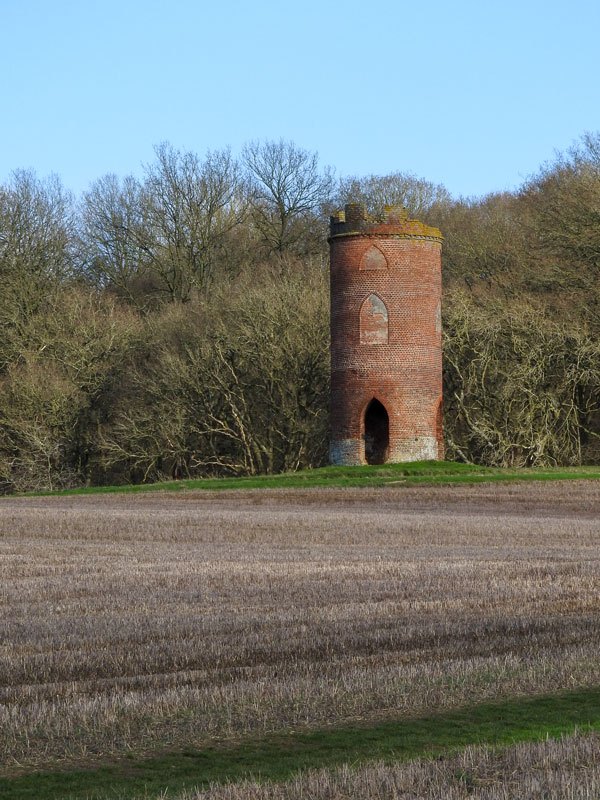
left=329, top=203, right=442, bottom=242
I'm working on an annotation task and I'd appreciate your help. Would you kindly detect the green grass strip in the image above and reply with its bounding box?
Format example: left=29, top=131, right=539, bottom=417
left=3, top=686, right=600, bottom=799
left=18, top=460, right=600, bottom=497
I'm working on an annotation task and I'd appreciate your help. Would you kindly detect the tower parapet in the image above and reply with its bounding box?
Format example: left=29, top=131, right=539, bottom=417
left=329, top=204, right=442, bottom=240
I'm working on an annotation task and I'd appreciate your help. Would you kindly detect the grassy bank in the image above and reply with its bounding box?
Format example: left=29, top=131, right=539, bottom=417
left=22, top=460, right=600, bottom=497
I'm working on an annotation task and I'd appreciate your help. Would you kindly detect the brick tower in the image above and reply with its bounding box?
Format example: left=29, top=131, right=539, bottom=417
left=329, top=204, right=444, bottom=465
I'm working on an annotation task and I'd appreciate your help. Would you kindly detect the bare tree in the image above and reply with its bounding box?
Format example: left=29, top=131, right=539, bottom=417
left=0, top=288, right=138, bottom=491
left=521, top=132, right=600, bottom=323
left=438, top=192, right=532, bottom=293
left=141, top=143, right=243, bottom=301
left=0, top=169, right=74, bottom=278
left=443, top=290, right=600, bottom=467
left=337, top=171, right=451, bottom=220
left=0, top=170, right=75, bottom=372
left=242, top=139, right=334, bottom=255
left=97, top=265, right=330, bottom=481
left=79, top=174, right=154, bottom=305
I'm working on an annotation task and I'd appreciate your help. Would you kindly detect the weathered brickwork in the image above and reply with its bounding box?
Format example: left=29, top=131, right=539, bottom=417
left=329, top=204, right=444, bottom=465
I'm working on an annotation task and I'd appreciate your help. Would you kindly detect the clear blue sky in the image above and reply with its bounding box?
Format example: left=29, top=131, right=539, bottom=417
left=1, top=0, right=599, bottom=199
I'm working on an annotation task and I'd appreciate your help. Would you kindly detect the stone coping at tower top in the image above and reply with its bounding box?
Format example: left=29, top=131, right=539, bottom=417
left=329, top=203, right=443, bottom=242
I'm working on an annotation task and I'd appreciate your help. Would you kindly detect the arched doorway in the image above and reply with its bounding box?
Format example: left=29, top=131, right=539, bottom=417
left=364, top=399, right=389, bottom=464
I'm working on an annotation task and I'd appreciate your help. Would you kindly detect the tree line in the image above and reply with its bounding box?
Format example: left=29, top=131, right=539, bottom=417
left=1, top=135, right=599, bottom=492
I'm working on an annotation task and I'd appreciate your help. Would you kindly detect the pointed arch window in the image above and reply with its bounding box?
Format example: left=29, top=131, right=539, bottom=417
left=360, top=294, right=388, bottom=344
left=360, top=245, right=387, bottom=271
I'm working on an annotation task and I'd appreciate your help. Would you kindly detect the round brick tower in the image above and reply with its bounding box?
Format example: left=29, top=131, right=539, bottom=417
left=329, top=203, right=444, bottom=465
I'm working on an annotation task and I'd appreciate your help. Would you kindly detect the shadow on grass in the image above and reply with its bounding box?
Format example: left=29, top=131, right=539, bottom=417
left=3, top=686, right=600, bottom=799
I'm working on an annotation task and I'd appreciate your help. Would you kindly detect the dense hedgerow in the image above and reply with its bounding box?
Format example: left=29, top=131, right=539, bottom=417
left=1, top=135, right=599, bottom=490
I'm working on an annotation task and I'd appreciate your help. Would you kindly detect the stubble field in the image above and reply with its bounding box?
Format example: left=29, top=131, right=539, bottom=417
left=2, top=481, right=600, bottom=793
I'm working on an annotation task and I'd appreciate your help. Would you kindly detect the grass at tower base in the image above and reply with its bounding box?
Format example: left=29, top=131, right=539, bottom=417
left=16, top=459, right=600, bottom=496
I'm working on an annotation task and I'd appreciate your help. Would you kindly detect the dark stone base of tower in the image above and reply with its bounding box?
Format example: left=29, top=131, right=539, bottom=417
left=329, top=204, right=444, bottom=466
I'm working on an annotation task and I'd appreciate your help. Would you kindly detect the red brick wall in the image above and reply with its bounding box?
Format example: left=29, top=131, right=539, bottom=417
left=329, top=205, right=444, bottom=464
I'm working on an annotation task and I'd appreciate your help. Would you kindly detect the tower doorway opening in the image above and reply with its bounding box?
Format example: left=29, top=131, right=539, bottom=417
left=364, top=399, right=389, bottom=464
